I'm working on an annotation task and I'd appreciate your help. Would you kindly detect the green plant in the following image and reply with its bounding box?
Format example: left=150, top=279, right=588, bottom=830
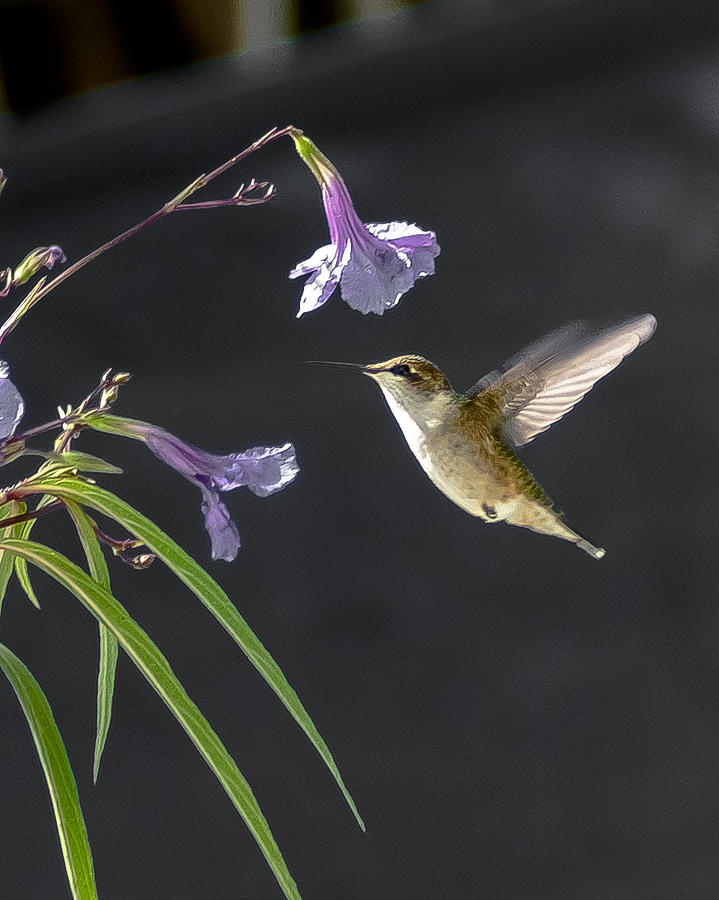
left=0, top=127, right=366, bottom=900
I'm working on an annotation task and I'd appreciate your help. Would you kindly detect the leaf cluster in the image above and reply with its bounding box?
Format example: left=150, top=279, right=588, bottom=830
left=0, top=128, right=362, bottom=900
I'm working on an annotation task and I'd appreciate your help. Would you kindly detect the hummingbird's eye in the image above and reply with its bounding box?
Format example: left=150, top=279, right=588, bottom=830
left=390, top=364, right=413, bottom=378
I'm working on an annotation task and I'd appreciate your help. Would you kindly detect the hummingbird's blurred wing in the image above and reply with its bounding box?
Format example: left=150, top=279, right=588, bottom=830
left=467, top=314, right=656, bottom=446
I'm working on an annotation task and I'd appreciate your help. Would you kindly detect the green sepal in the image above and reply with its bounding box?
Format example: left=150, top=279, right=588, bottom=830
left=289, top=128, right=340, bottom=190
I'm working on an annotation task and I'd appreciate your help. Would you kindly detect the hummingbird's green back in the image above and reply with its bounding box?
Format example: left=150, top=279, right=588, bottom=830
left=454, top=394, right=562, bottom=514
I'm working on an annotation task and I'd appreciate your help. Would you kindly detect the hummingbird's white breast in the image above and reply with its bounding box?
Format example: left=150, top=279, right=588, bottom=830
left=377, top=384, right=519, bottom=522
left=378, top=386, right=445, bottom=466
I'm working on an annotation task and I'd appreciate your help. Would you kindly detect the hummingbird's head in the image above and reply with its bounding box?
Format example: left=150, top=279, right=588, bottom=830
left=362, top=355, right=450, bottom=399
left=306, top=355, right=454, bottom=433
left=306, top=355, right=452, bottom=409
left=361, top=356, right=454, bottom=433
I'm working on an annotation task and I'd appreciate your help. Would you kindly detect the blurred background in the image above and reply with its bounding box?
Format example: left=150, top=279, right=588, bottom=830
left=1, top=0, right=719, bottom=897
left=0, top=0, right=431, bottom=115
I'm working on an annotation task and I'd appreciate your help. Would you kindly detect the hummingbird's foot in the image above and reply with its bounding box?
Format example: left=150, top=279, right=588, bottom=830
left=576, top=538, right=606, bottom=560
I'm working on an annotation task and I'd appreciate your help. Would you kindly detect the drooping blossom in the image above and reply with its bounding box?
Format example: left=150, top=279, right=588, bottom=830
left=288, top=129, right=440, bottom=317
left=0, top=361, right=24, bottom=442
left=96, top=415, right=299, bottom=562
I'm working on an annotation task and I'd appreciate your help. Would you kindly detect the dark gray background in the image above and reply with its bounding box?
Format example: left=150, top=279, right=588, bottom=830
left=1, top=2, right=718, bottom=897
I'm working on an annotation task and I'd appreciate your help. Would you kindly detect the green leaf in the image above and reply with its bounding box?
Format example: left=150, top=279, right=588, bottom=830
left=0, top=501, right=17, bottom=612
left=12, top=494, right=56, bottom=610
left=40, top=451, right=123, bottom=475
left=26, top=476, right=364, bottom=831
left=0, top=641, right=98, bottom=900
left=14, top=549, right=42, bottom=609
left=0, top=501, right=29, bottom=613
left=63, top=500, right=118, bottom=785
left=0, top=538, right=301, bottom=900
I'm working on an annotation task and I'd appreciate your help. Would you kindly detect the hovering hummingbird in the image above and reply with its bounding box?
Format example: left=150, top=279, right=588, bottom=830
left=316, top=314, right=656, bottom=559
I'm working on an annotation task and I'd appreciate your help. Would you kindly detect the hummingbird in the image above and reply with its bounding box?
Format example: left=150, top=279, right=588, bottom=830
left=316, top=313, right=656, bottom=559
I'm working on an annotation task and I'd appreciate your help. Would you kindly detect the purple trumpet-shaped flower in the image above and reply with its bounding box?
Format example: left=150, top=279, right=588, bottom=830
left=0, top=361, right=24, bottom=442
left=106, top=417, right=299, bottom=562
left=289, top=130, right=440, bottom=317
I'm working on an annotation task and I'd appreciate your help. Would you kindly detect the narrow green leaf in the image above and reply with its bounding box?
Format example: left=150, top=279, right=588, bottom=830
left=0, top=641, right=98, bottom=900
left=14, top=552, right=42, bottom=609
left=0, top=502, right=17, bottom=612
left=12, top=494, right=56, bottom=610
left=27, top=476, right=364, bottom=831
left=63, top=500, right=118, bottom=785
left=40, top=451, right=123, bottom=475
left=0, top=538, right=301, bottom=900
left=0, top=501, right=28, bottom=613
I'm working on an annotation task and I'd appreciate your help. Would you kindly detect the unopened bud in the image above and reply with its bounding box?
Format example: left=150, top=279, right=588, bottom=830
left=0, top=439, right=24, bottom=463
left=0, top=170, right=6, bottom=197
left=127, top=553, right=156, bottom=569
left=0, top=268, right=11, bottom=297
left=100, top=385, right=119, bottom=407
left=13, top=245, right=66, bottom=286
left=111, top=372, right=131, bottom=385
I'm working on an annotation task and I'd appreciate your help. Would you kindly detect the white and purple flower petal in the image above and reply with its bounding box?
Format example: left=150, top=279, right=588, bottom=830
left=221, top=441, right=299, bottom=497
left=0, top=361, right=24, bottom=442
left=289, top=239, right=351, bottom=316
left=289, top=129, right=439, bottom=317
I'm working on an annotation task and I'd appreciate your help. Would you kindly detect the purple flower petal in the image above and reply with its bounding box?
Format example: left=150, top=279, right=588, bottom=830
left=0, top=361, right=24, bottom=441
left=200, top=486, right=241, bottom=562
left=216, top=442, right=300, bottom=497
left=289, top=130, right=440, bottom=317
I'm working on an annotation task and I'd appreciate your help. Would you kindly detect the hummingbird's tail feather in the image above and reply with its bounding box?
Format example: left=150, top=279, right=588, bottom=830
left=575, top=537, right=606, bottom=560
left=503, top=500, right=606, bottom=559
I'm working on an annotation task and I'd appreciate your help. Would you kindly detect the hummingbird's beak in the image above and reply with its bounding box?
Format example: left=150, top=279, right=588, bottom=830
left=303, top=360, right=369, bottom=375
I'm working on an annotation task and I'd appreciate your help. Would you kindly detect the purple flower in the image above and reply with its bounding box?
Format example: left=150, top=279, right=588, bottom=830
left=288, top=130, right=440, bottom=317
left=0, top=361, right=24, bottom=442
left=104, top=417, right=299, bottom=562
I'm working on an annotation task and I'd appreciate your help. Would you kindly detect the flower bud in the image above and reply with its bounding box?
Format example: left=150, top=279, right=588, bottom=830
left=100, top=385, right=119, bottom=408
left=0, top=439, right=24, bottom=463
left=126, top=553, right=156, bottom=569
left=13, top=245, right=66, bottom=286
left=0, top=268, right=11, bottom=297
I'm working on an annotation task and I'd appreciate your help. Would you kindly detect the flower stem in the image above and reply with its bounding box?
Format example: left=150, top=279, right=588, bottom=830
left=0, top=126, right=294, bottom=345
left=0, top=498, right=63, bottom=528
